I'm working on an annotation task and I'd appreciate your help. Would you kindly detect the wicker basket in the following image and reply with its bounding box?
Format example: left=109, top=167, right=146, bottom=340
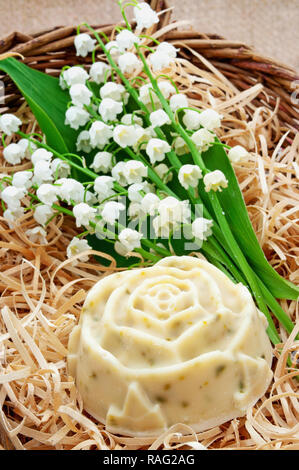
left=0, top=0, right=298, bottom=451
left=1, top=0, right=298, bottom=131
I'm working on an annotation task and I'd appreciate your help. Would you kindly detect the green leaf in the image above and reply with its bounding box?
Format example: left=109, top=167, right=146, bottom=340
left=0, top=57, right=77, bottom=154
left=203, top=143, right=299, bottom=300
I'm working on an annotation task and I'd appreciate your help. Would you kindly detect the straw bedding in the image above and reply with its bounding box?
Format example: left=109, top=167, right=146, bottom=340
left=0, top=9, right=298, bottom=452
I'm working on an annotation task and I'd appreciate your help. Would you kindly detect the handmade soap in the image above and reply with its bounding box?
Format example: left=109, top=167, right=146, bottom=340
left=68, top=256, right=273, bottom=436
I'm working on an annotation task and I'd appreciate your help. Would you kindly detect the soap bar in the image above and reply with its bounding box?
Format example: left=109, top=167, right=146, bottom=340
left=68, top=256, right=273, bottom=436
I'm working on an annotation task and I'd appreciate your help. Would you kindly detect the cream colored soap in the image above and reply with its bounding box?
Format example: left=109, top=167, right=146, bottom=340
left=68, top=256, right=273, bottom=436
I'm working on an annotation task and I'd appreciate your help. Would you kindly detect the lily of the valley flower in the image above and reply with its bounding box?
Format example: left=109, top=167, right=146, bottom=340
left=90, top=151, right=113, bottom=173
left=128, top=182, right=151, bottom=203
left=169, top=93, right=188, bottom=112
left=3, top=143, right=24, bottom=164
left=173, top=136, right=190, bottom=156
left=25, top=226, right=48, bottom=245
left=121, top=113, right=143, bottom=126
left=100, top=82, right=127, bottom=102
left=98, top=98, right=123, bottom=122
left=153, top=196, right=191, bottom=237
left=158, top=80, right=176, bottom=99
left=0, top=114, right=22, bottom=136
left=17, top=139, right=37, bottom=160
left=178, top=164, right=203, bottom=189
left=149, top=39, right=178, bottom=72
left=3, top=207, right=25, bottom=228
left=150, top=109, right=171, bottom=128
left=58, top=178, right=85, bottom=204
left=111, top=161, right=127, bottom=186
left=31, top=148, right=53, bottom=166
left=105, top=41, right=122, bottom=60
left=51, top=159, right=71, bottom=179
left=123, top=160, right=148, bottom=185
left=133, top=126, right=155, bottom=152
left=118, top=52, right=140, bottom=75
left=76, top=130, right=92, bottom=153
left=73, top=202, right=97, bottom=228
left=101, top=201, right=125, bottom=225
left=156, top=42, right=178, bottom=58
left=134, top=2, right=159, bottom=29
left=115, top=228, right=143, bottom=256
left=60, top=66, right=89, bottom=89
left=191, top=128, right=215, bottom=152
left=89, top=121, right=113, bottom=149
left=183, top=110, right=201, bottom=130
left=149, top=51, right=174, bottom=72
left=12, top=171, right=32, bottom=190
left=90, top=61, right=111, bottom=84
left=69, top=84, right=92, bottom=107
left=65, top=106, right=90, bottom=129
left=191, top=217, right=213, bottom=241
left=67, top=237, right=91, bottom=262
left=34, top=205, right=54, bottom=226
left=128, top=202, right=145, bottom=220
left=139, top=83, right=160, bottom=107
left=141, top=192, right=160, bottom=215
left=85, top=190, right=98, bottom=206
left=94, top=175, right=115, bottom=201
left=113, top=125, right=139, bottom=148
left=74, top=33, right=96, bottom=57
left=203, top=170, right=228, bottom=192
left=116, top=30, right=140, bottom=51
left=33, top=160, right=53, bottom=185
left=228, top=145, right=249, bottom=163
left=198, top=109, right=222, bottom=131
left=146, top=138, right=171, bottom=164
left=154, top=163, right=173, bottom=183
left=1, top=186, right=25, bottom=210
left=36, top=184, right=58, bottom=206
left=158, top=196, right=190, bottom=222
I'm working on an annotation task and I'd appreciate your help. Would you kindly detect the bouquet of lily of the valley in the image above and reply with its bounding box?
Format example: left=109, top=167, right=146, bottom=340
left=0, top=0, right=298, bottom=347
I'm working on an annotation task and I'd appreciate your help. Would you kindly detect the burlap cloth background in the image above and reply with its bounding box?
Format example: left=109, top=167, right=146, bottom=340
left=0, top=0, right=298, bottom=70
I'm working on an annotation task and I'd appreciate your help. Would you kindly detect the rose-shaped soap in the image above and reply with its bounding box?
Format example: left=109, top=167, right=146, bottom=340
left=68, top=256, right=272, bottom=436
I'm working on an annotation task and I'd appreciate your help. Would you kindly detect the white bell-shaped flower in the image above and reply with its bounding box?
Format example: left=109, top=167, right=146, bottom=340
left=36, top=184, right=58, bottom=206
left=90, top=61, right=111, bottom=84
left=178, top=164, right=203, bottom=190
left=134, top=3, right=159, bottom=29
left=67, top=237, right=91, bottom=262
left=146, top=138, right=171, bottom=164
left=89, top=121, right=113, bottom=149
left=73, top=202, right=97, bottom=228
left=203, top=170, right=228, bottom=192
left=228, top=145, right=249, bottom=163
left=90, top=151, right=113, bottom=173
left=98, top=98, right=123, bottom=122
left=116, top=29, right=140, bottom=51
left=3, top=143, right=24, bottom=164
left=60, top=66, right=89, bottom=89
left=65, top=106, right=90, bottom=129
left=191, top=128, right=215, bottom=152
left=101, top=201, right=125, bottom=225
left=192, top=217, right=213, bottom=241
left=69, top=84, right=92, bottom=107
left=74, top=33, right=96, bottom=57
left=0, top=114, right=22, bottom=136
left=198, top=109, right=222, bottom=131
